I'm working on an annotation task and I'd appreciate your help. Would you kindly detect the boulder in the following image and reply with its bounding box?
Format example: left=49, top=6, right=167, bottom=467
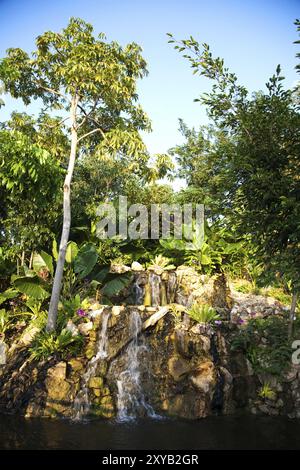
left=112, top=306, right=124, bottom=316
left=168, top=356, right=191, bottom=382
left=68, top=358, right=84, bottom=372
left=19, top=326, right=40, bottom=346
left=45, top=362, right=70, bottom=407
left=78, top=321, right=93, bottom=336
left=110, top=263, right=131, bottom=274
left=190, top=360, right=216, bottom=394
left=163, top=392, right=209, bottom=419
left=65, top=320, right=79, bottom=336
left=88, top=376, right=103, bottom=389
left=47, top=362, right=67, bottom=381
left=131, top=262, right=144, bottom=272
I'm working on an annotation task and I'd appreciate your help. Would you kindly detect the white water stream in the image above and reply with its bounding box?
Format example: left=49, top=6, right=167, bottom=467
left=73, top=310, right=110, bottom=419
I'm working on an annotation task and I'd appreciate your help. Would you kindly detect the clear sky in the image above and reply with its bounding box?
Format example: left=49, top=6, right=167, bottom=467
left=0, top=0, right=299, bottom=155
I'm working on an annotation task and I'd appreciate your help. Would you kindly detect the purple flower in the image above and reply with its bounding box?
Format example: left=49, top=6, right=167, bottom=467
left=77, top=308, right=87, bottom=317
left=215, top=320, right=222, bottom=326
left=237, top=317, right=245, bottom=325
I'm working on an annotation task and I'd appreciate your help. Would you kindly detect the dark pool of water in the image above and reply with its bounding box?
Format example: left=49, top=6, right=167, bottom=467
left=0, top=414, right=300, bottom=450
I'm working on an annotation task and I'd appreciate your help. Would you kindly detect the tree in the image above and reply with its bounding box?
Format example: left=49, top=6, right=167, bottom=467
left=0, top=124, right=63, bottom=260
left=294, top=19, right=300, bottom=97
left=0, top=17, right=150, bottom=331
left=169, top=119, right=237, bottom=219
left=168, top=24, right=300, bottom=336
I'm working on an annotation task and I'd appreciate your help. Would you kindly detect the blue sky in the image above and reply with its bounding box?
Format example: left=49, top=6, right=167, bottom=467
left=0, top=0, right=299, bottom=155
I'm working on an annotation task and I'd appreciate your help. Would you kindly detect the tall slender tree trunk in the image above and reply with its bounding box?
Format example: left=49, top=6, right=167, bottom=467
left=46, top=95, right=78, bottom=332
left=288, top=291, right=298, bottom=339
left=29, top=250, right=33, bottom=270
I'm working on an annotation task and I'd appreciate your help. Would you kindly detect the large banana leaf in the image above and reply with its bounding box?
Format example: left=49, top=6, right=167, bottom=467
left=74, top=243, right=98, bottom=279
left=91, top=266, right=110, bottom=283
left=13, top=276, right=50, bottom=300
left=159, top=238, right=187, bottom=251
left=65, top=241, right=79, bottom=264
left=33, top=251, right=54, bottom=276
left=101, top=273, right=132, bottom=298
left=52, top=239, right=58, bottom=261
left=0, top=288, right=19, bottom=306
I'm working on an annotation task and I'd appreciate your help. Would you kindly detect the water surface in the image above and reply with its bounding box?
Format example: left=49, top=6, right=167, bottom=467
left=0, top=414, right=299, bottom=450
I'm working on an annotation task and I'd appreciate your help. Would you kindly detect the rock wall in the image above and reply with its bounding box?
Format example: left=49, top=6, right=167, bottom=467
left=0, top=269, right=298, bottom=421
left=0, top=303, right=295, bottom=421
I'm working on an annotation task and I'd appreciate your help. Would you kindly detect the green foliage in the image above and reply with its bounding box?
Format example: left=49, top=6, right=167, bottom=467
left=30, top=328, right=84, bottom=360
left=74, top=243, right=98, bottom=279
left=261, top=287, right=291, bottom=306
left=159, top=221, right=248, bottom=275
left=0, top=288, right=19, bottom=306
left=293, top=19, right=300, bottom=96
left=0, top=17, right=154, bottom=330
left=0, top=17, right=151, bottom=156
left=0, top=129, right=62, bottom=254
left=258, top=383, right=276, bottom=400
left=231, top=317, right=292, bottom=377
left=148, top=255, right=175, bottom=272
left=232, top=279, right=253, bottom=294
left=170, top=30, right=300, bottom=298
left=12, top=275, right=50, bottom=300
left=65, top=242, right=79, bottom=264
left=32, top=251, right=54, bottom=277
left=0, top=309, right=12, bottom=335
left=187, top=303, right=220, bottom=324
left=60, top=294, right=81, bottom=318
left=100, top=273, right=132, bottom=299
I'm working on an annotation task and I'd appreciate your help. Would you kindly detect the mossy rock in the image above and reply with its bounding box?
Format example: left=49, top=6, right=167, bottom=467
left=168, top=356, right=191, bottom=382
left=88, top=376, right=103, bottom=389
left=90, top=402, right=115, bottom=419
left=100, top=395, right=113, bottom=406
left=101, top=386, right=111, bottom=397
left=85, top=343, right=96, bottom=360
left=45, top=377, right=71, bottom=401
left=68, top=358, right=84, bottom=372
left=88, top=330, right=97, bottom=342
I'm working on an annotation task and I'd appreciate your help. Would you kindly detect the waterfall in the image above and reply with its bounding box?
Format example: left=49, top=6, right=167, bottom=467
left=149, top=272, right=161, bottom=306
left=73, top=310, right=110, bottom=419
left=116, top=309, right=157, bottom=421
left=132, top=277, right=144, bottom=305
left=167, top=271, right=177, bottom=303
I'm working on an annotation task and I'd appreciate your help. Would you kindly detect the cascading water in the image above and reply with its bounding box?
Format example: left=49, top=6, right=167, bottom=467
left=73, top=310, right=110, bottom=419
left=149, top=272, right=161, bottom=306
left=132, top=277, right=144, bottom=305
left=167, top=272, right=177, bottom=303
left=116, top=309, right=157, bottom=421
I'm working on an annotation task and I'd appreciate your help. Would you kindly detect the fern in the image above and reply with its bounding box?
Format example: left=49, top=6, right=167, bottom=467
left=30, top=328, right=84, bottom=360
left=187, top=303, right=220, bottom=324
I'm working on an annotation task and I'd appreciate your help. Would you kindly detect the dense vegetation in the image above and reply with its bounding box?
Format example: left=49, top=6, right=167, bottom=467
left=0, top=17, right=299, bottom=354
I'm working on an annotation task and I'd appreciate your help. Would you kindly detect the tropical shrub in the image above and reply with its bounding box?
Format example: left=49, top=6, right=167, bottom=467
left=258, top=383, right=276, bottom=400
left=231, top=316, right=292, bottom=377
left=187, top=303, right=220, bottom=324
left=0, top=309, right=12, bottom=337
left=29, top=329, right=84, bottom=360
left=148, top=255, right=175, bottom=272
